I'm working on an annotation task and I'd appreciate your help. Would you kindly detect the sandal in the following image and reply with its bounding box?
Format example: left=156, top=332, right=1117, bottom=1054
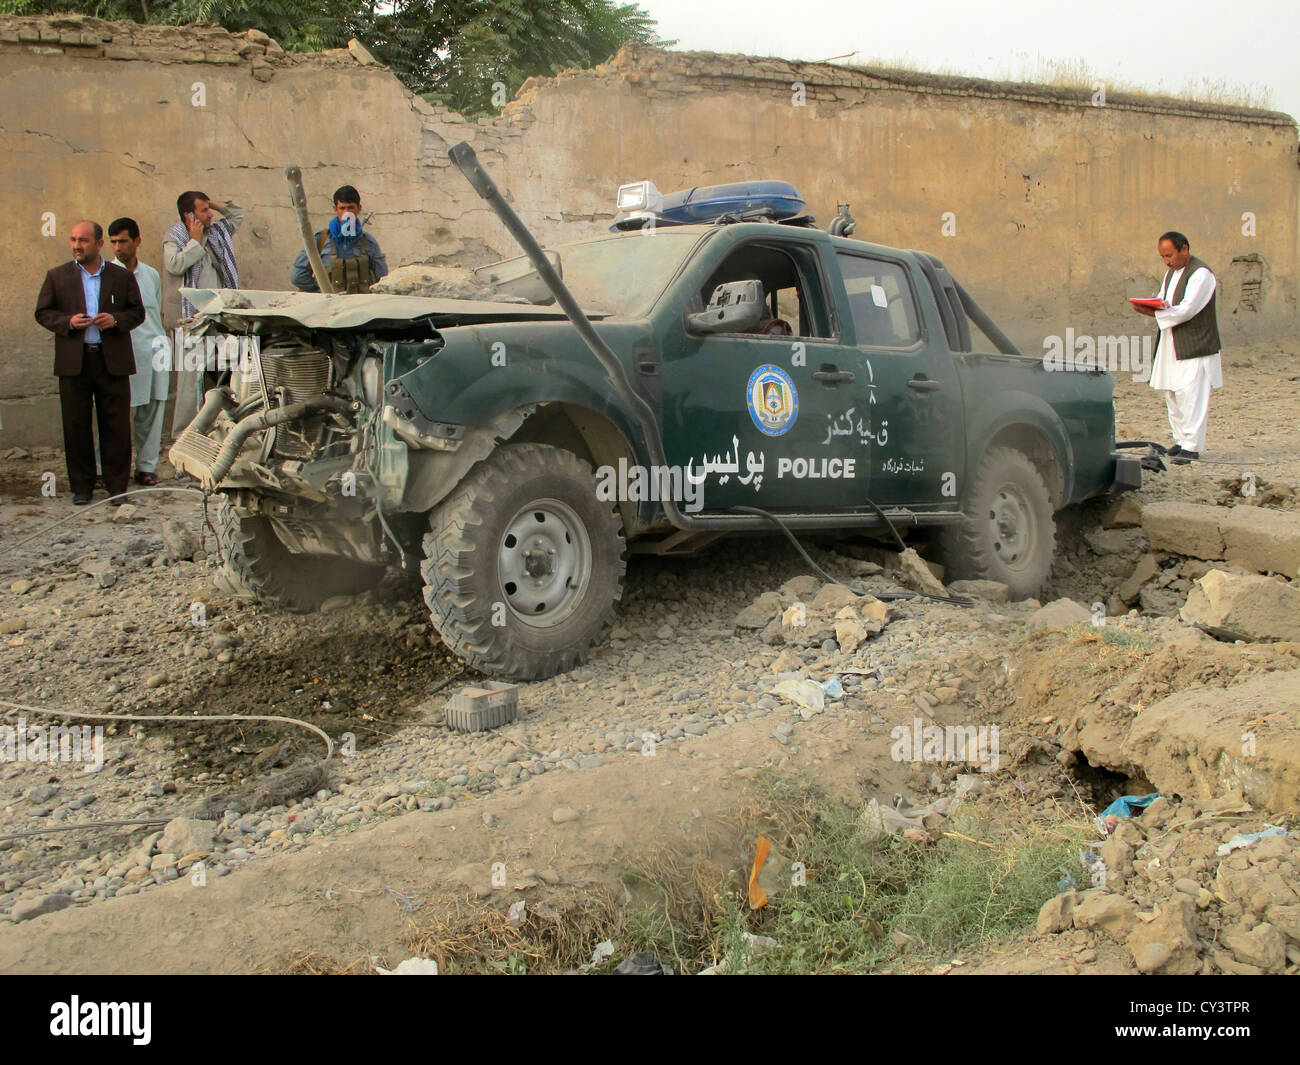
left=133, top=471, right=160, bottom=487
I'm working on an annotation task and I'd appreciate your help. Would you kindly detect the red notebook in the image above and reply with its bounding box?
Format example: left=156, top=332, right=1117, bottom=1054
left=1128, top=297, right=1165, bottom=309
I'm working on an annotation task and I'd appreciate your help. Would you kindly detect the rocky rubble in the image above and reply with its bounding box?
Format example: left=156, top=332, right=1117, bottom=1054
left=370, top=264, right=525, bottom=302
left=1035, top=797, right=1299, bottom=974
left=1066, top=491, right=1300, bottom=639
left=0, top=481, right=1054, bottom=922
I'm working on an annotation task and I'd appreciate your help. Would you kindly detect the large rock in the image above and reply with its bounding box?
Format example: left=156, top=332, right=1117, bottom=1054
left=734, top=591, right=781, bottom=630
left=1099, top=835, right=1135, bottom=885
left=1115, top=670, right=1300, bottom=816
left=159, top=817, right=216, bottom=855
left=1084, top=528, right=1144, bottom=556
left=948, top=579, right=1009, bottom=603
left=812, top=582, right=859, bottom=612
left=1143, top=503, right=1300, bottom=578
left=162, top=519, right=201, bottom=562
left=778, top=575, right=820, bottom=604
left=1265, top=903, right=1300, bottom=946
left=1180, top=570, right=1300, bottom=642
left=1126, top=896, right=1199, bottom=974
left=1221, top=506, right=1300, bottom=578
left=1222, top=921, right=1287, bottom=973
left=1142, top=502, right=1226, bottom=559
left=834, top=613, right=868, bottom=655
left=371, top=264, right=522, bottom=302
left=1036, top=890, right=1076, bottom=934
left=12, top=894, right=74, bottom=923
left=893, top=548, right=946, bottom=598
left=1102, top=496, right=1142, bottom=528
left=1073, top=890, right=1138, bottom=941
left=1117, top=553, right=1161, bottom=605
left=1025, top=598, right=1092, bottom=629
left=346, top=37, right=379, bottom=65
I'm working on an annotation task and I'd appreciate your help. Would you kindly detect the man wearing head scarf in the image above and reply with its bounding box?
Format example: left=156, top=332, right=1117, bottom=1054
left=291, top=184, right=388, bottom=294
left=164, top=190, right=243, bottom=434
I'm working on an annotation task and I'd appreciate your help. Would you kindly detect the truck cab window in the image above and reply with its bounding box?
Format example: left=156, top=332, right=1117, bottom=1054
left=837, top=253, right=921, bottom=348
left=699, top=242, right=830, bottom=339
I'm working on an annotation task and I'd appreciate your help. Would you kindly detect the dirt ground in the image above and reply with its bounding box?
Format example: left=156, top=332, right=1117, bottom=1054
left=0, top=336, right=1296, bottom=974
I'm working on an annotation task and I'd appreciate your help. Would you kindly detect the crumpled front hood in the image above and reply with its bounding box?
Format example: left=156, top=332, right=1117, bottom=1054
left=180, top=288, right=607, bottom=330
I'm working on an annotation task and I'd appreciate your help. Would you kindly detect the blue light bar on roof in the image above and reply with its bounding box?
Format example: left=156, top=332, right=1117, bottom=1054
left=612, top=180, right=807, bottom=231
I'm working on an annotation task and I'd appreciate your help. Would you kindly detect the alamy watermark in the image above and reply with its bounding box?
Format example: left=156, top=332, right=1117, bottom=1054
left=0, top=716, right=104, bottom=772
left=890, top=717, right=1000, bottom=773
left=594, top=459, right=704, bottom=513
left=150, top=329, right=259, bottom=373
left=1042, top=330, right=1152, bottom=382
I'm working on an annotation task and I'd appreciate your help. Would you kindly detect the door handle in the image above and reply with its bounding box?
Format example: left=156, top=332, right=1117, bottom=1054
left=908, top=377, right=941, bottom=392
left=812, top=369, right=855, bottom=385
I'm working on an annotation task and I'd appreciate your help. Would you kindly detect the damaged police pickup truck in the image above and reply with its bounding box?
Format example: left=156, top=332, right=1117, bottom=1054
left=169, top=144, right=1139, bottom=679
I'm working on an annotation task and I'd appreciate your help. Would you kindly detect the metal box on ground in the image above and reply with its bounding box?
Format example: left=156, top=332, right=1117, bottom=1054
left=446, top=684, right=519, bottom=732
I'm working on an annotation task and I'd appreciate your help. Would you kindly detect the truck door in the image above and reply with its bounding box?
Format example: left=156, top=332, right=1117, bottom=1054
left=832, top=251, right=963, bottom=508
left=659, top=235, right=865, bottom=513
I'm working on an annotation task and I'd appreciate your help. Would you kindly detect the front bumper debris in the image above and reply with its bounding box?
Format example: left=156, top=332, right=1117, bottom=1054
left=1109, top=452, right=1142, bottom=493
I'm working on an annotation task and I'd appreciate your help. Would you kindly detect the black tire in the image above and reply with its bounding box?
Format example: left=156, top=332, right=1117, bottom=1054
left=421, top=443, right=626, bottom=680
left=214, top=497, right=386, bottom=612
left=938, top=446, right=1056, bottom=599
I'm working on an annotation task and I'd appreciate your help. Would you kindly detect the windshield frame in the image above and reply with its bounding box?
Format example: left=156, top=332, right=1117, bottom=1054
left=496, top=228, right=714, bottom=319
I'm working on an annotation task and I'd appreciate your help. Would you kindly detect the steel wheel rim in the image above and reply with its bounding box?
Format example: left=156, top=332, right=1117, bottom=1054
left=987, top=482, right=1035, bottom=571
left=497, top=498, right=591, bottom=628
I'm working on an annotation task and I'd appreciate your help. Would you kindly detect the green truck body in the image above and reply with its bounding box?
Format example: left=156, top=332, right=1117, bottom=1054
left=171, top=216, right=1139, bottom=678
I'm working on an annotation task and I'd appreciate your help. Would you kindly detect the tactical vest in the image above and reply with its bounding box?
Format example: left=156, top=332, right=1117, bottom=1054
left=1157, top=256, right=1221, bottom=360
left=317, top=231, right=374, bottom=294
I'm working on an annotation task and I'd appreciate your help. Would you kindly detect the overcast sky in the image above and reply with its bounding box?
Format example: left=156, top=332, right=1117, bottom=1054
left=639, top=0, right=1300, bottom=122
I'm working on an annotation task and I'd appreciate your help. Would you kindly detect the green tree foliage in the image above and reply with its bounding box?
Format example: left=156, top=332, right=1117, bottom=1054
left=2, top=0, right=666, bottom=115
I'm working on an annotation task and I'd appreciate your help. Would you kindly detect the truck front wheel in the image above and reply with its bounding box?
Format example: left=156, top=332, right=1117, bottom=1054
left=939, top=446, right=1055, bottom=599
left=421, top=443, right=626, bottom=680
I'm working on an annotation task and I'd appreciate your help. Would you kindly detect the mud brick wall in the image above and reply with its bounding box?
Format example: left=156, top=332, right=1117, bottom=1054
left=2, top=17, right=1296, bottom=444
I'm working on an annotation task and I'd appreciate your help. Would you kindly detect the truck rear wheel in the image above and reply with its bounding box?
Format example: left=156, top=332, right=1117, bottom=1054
left=939, top=446, right=1055, bottom=599
left=421, top=443, right=626, bottom=680
left=214, top=497, right=386, bottom=612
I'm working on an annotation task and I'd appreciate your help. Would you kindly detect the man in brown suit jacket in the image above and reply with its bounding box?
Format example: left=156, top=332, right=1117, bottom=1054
left=35, top=220, right=145, bottom=504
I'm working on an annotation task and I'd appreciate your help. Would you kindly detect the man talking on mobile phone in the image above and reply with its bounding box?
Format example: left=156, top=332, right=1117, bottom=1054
left=163, top=190, right=244, bottom=435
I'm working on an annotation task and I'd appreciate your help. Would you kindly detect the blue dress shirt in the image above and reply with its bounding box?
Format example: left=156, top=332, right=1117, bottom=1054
left=77, top=259, right=105, bottom=343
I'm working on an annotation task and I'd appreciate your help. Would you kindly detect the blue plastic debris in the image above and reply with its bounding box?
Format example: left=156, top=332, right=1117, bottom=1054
left=1101, top=794, right=1161, bottom=820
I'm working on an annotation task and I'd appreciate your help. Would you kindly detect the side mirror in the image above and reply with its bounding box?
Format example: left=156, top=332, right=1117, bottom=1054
left=687, top=279, right=765, bottom=335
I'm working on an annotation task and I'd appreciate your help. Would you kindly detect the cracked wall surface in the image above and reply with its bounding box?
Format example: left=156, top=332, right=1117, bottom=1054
left=2, top=16, right=1297, bottom=443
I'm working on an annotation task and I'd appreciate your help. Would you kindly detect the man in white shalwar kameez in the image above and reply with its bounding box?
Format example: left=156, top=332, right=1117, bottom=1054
left=1135, top=231, right=1223, bottom=464
left=109, top=217, right=170, bottom=486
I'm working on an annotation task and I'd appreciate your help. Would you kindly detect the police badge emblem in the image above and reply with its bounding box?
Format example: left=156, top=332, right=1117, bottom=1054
left=747, top=364, right=798, bottom=436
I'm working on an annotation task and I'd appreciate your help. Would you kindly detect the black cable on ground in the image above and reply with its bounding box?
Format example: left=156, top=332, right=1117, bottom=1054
left=0, top=819, right=171, bottom=845
left=0, top=484, right=208, bottom=559
left=1116, top=440, right=1169, bottom=453
left=729, top=504, right=974, bottom=607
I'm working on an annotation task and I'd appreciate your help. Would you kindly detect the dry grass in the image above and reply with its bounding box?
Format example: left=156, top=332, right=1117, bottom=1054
left=273, top=773, right=1100, bottom=976
left=1065, top=622, right=1160, bottom=674
left=403, top=886, right=626, bottom=975
left=274, top=949, right=373, bottom=975
left=837, top=51, right=1274, bottom=111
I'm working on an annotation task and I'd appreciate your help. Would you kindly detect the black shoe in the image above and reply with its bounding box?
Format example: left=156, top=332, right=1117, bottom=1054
left=1170, top=450, right=1198, bottom=465
left=73, top=492, right=93, bottom=505
left=1167, top=444, right=1183, bottom=457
